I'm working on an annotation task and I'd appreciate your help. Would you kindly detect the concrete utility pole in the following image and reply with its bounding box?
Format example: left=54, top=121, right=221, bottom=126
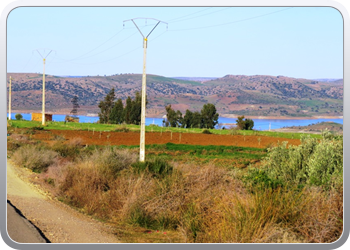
left=35, top=50, right=53, bottom=125
left=8, top=76, right=12, bottom=120
left=123, top=18, right=167, bottom=162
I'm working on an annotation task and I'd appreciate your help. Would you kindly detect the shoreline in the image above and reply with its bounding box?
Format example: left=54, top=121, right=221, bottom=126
left=8, top=110, right=343, bottom=120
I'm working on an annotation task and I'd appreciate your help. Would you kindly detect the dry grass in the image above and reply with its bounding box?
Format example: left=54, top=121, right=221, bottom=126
left=12, top=144, right=58, bottom=172
left=9, top=139, right=342, bottom=243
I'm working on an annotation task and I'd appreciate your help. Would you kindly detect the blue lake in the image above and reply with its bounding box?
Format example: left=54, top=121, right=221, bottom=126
left=8, top=113, right=343, bottom=131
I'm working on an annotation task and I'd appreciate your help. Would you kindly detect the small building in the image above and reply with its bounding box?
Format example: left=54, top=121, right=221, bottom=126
left=31, top=113, right=53, bottom=122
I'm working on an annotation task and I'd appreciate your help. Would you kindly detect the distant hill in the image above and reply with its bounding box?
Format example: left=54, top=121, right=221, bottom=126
left=274, top=122, right=343, bottom=135
left=171, top=77, right=218, bottom=82
left=6, top=73, right=343, bottom=118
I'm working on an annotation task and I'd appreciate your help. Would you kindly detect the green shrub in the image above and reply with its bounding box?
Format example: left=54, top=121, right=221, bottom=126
left=258, top=135, right=343, bottom=189
left=243, top=168, right=283, bottom=190
left=202, top=129, right=212, bottom=134
left=132, top=158, right=173, bottom=177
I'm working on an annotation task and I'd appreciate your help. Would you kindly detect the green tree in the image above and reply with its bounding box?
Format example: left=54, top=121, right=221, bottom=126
left=182, top=109, right=193, bottom=128
left=236, top=116, right=254, bottom=130
left=15, top=113, right=23, bottom=120
left=110, top=98, right=124, bottom=124
left=98, top=88, right=115, bottom=124
left=130, top=91, right=142, bottom=125
left=201, top=103, right=219, bottom=129
left=191, top=111, right=202, bottom=128
left=124, top=96, right=132, bottom=124
left=244, top=118, right=254, bottom=130
left=164, top=105, right=177, bottom=127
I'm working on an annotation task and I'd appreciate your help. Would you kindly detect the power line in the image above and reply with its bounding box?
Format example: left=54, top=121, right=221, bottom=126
left=64, top=28, right=125, bottom=62
left=169, top=7, right=294, bottom=31
left=167, top=7, right=213, bottom=22
left=168, top=7, right=231, bottom=23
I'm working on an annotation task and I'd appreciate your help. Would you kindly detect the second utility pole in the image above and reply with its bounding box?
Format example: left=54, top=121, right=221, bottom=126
left=124, top=18, right=167, bottom=162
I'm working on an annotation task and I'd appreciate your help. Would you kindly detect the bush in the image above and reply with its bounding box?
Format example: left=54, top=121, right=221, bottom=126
left=15, top=113, right=23, bottom=120
left=87, top=147, right=138, bottom=178
left=243, top=168, right=283, bottom=190
left=52, top=142, right=80, bottom=159
left=12, top=144, right=57, bottom=172
left=258, top=135, right=343, bottom=189
left=202, top=129, right=212, bottom=134
left=131, top=158, right=173, bottom=177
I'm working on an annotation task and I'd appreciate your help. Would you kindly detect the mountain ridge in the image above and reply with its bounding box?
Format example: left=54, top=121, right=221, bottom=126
left=6, top=73, right=343, bottom=118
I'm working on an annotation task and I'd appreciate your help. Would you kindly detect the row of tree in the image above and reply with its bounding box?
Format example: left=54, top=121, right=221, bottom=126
left=98, top=88, right=253, bottom=130
left=163, top=104, right=219, bottom=129
left=98, top=88, right=146, bottom=125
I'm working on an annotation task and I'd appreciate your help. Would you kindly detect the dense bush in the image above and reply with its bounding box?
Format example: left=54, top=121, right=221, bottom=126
left=251, top=133, right=343, bottom=189
left=15, top=113, right=23, bottom=120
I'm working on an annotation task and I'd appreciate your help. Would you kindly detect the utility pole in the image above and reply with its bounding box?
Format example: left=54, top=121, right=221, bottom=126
left=8, top=76, right=12, bottom=120
left=35, top=49, right=53, bottom=125
left=123, top=18, right=167, bottom=162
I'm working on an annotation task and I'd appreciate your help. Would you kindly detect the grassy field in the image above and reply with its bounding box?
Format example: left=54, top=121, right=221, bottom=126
left=7, top=119, right=322, bottom=139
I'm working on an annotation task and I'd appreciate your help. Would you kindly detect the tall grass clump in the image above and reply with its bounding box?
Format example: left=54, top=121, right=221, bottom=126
left=12, top=144, right=57, bottom=172
left=131, top=158, right=173, bottom=177
left=59, top=147, right=138, bottom=216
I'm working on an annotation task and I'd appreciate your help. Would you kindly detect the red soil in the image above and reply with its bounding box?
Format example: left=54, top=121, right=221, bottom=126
left=32, top=130, right=301, bottom=148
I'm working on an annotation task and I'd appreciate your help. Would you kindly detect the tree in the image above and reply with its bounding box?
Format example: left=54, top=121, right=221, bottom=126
left=182, top=109, right=193, bottom=128
left=236, top=116, right=246, bottom=130
left=236, top=116, right=254, bottom=130
left=201, top=103, right=219, bottom=129
left=165, top=105, right=177, bottom=127
left=191, top=111, right=202, bottom=128
left=244, top=118, right=254, bottom=130
left=124, top=96, right=132, bottom=124
left=163, top=105, right=183, bottom=127
left=130, top=91, right=142, bottom=125
left=15, top=113, right=23, bottom=120
left=98, top=88, right=115, bottom=124
left=110, top=98, right=124, bottom=124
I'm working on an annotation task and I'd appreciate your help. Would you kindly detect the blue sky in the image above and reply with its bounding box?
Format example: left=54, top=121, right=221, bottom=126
left=7, top=6, right=343, bottom=79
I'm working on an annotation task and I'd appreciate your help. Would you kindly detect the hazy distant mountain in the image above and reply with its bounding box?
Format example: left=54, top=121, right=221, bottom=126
left=7, top=73, right=343, bottom=118
left=312, top=78, right=342, bottom=82
left=171, top=77, right=218, bottom=82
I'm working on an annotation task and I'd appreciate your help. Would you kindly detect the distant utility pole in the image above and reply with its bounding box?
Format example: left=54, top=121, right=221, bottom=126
left=35, top=49, right=53, bottom=125
left=123, top=18, right=167, bottom=162
left=8, top=76, right=13, bottom=120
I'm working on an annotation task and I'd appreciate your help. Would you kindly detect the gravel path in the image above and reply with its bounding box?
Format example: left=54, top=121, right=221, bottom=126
left=7, top=161, right=120, bottom=243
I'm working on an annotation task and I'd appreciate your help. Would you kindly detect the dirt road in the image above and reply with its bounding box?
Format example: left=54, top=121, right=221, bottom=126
left=7, top=161, right=120, bottom=243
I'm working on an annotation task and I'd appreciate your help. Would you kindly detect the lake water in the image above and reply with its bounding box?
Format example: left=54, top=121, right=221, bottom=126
left=7, top=113, right=343, bottom=131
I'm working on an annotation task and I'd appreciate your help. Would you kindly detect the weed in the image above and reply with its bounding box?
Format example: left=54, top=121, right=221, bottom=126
left=12, top=144, right=57, bottom=172
left=132, top=158, right=173, bottom=177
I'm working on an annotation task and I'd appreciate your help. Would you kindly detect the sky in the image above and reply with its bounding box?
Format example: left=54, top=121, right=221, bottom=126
left=6, top=6, right=344, bottom=79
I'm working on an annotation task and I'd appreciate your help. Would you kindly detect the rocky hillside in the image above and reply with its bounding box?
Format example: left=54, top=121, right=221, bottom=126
left=6, top=73, right=343, bottom=117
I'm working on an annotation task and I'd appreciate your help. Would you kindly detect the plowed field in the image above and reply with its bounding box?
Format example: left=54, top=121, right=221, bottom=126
left=31, top=129, right=301, bottom=148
